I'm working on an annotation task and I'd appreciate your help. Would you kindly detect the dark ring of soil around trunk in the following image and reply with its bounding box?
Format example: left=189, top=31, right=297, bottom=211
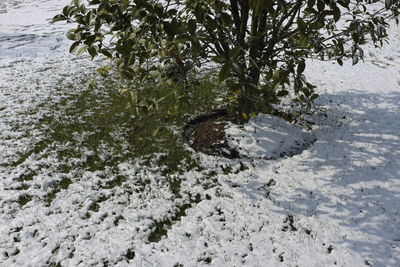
left=183, top=109, right=317, bottom=159
left=182, top=109, right=240, bottom=158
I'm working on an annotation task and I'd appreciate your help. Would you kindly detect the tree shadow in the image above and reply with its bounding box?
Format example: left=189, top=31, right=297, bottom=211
left=242, top=90, right=400, bottom=265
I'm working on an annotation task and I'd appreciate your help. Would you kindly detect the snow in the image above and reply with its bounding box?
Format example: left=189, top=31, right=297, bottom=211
left=225, top=114, right=316, bottom=159
left=0, top=0, right=399, bottom=266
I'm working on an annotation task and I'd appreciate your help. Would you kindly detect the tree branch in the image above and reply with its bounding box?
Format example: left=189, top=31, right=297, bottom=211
left=230, top=0, right=241, bottom=37
left=238, top=0, right=249, bottom=47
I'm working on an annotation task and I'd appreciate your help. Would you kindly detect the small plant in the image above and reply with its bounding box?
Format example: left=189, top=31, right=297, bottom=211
left=54, top=0, right=400, bottom=122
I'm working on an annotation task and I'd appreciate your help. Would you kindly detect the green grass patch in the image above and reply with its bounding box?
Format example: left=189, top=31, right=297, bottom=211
left=88, top=195, right=108, bottom=213
left=44, top=177, right=73, bottom=206
left=17, top=194, right=32, bottom=207
left=11, top=140, right=48, bottom=167
left=9, top=66, right=227, bottom=210
left=36, top=69, right=226, bottom=175
left=16, top=184, right=31, bottom=190
left=148, top=193, right=202, bottom=243
left=102, top=175, right=127, bottom=189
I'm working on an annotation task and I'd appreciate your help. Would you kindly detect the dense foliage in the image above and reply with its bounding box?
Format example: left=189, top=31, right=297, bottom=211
left=54, top=0, right=400, bottom=121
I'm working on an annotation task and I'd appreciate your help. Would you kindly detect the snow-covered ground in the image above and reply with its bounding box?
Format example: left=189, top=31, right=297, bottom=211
left=0, top=0, right=399, bottom=266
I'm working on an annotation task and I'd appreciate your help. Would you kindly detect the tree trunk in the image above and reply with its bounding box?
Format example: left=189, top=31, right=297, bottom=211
left=235, top=70, right=260, bottom=124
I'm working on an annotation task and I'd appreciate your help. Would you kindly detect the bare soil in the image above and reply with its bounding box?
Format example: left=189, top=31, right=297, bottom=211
left=183, top=110, right=239, bottom=158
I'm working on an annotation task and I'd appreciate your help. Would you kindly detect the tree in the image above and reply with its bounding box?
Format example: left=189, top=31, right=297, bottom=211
left=53, top=0, right=400, bottom=122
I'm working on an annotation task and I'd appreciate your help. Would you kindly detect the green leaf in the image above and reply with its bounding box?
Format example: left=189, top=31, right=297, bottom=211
left=76, top=46, right=87, bottom=56
left=317, top=0, right=325, bottom=12
left=297, top=18, right=307, bottom=31
left=229, top=46, right=242, bottom=59
left=100, top=49, right=112, bottom=58
left=51, top=14, right=67, bottom=23
left=276, top=90, right=289, bottom=97
left=219, top=63, right=231, bottom=81
left=188, top=19, right=196, bottom=35
left=73, top=0, right=80, bottom=7
left=332, top=5, right=341, bottom=22
left=163, top=19, right=179, bottom=38
left=310, top=93, right=319, bottom=101
left=385, top=0, right=393, bottom=10
left=84, top=34, right=97, bottom=46
left=308, top=0, right=316, bottom=8
left=85, top=11, right=94, bottom=25
left=297, top=61, right=306, bottom=74
left=62, top=6, right=70, bottom=17
left=205, top=16, right=218, bottom=30
left=298, top=35, right=309, bottom=48
left=171, top=18, right=179, bottom=35
left=302, top=87, right=311, bottom=97
left=213, top=55, right=227, bottom=64
left=231, top=63, right=242, bottom=74
left=88, top=46, right=98, bottom=59
left=336, top=58, right=343, bottom=66
left=352, top=55, right=359, bottom=65
left=69, top=41, right=80, bottom=53
left=66, top=32, right=76, bottom=41
left=337, top=0, right=350, bottom=9
left=221, top=12, right=234, bottom=26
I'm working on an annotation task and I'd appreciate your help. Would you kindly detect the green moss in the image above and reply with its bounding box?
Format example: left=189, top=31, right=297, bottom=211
left=18, top=194, right=32, bottom=207
left=88, top=202, right=100, bottom=212
left=166, top=176, right=182, bottom=198
left=45, top=177, right=73, bottom=206
left=88, top=195, right=108, bottom=212
left=113, top=215, right=125, bottom=226
left=59, top=178, right=72, bottom=190
left=16, top=184, right=31, bottom=190
left=19, top=172, right=35, bottom=181
left=12, top=140, right=48, bottom=167
left=125, top=249, right=135, bottom=260
left=148, top=193, right=202, bottom=243
left=103, top=175, right=127, bottom=189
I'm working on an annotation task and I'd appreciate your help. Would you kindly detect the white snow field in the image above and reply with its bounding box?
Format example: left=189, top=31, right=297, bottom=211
left=0, top=1, right=399, bottom=266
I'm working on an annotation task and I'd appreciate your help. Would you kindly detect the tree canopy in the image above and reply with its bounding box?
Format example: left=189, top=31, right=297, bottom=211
left=54, top=0, right=400, bottom=121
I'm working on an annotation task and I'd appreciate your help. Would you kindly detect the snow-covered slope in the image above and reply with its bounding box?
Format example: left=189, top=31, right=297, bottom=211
left=0, top=1, right=399, bottom=266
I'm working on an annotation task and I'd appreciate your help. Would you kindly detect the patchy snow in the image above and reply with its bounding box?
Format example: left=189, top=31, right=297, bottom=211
left=226, top=114, right=316, bottom=159
left=0, top=1, right=400, bottom=267
left=0, top=0, right=70, bottom=60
